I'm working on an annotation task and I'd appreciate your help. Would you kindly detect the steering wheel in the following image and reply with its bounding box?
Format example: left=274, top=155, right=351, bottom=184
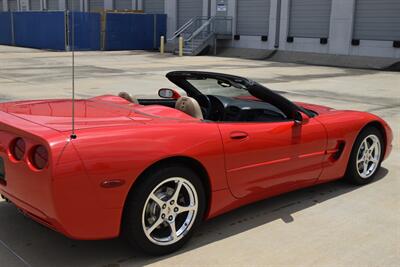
left=193, top=94, right=212, bottom=119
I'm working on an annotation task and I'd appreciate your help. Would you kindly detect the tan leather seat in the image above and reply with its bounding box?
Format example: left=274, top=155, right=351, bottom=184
left=175, top=96, right=203, bottom=120
left=118, top=92, right=139, bottom=104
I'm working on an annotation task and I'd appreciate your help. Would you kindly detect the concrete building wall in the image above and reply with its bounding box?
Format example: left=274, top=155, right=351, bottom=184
left=3, top=0, right=399, bottom=59
left=281, top=0, right=399, bottom=58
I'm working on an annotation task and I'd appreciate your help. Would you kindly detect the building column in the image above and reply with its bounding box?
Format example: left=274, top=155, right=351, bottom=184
left=202, top=0, right=209, bottom=17
left=59, top=0, right=66, bottom=10
left=20, top=0, right=29, bottom=10
left=278, top=0, right=290, bottom=50
left=268, top=0, right=279, bottom=49
left=137, top=0, right=143, bottom=10
left=3, top=0, right=8, bottom=11
left=104, top=0, right=113, bottom=9
left=328, top=0, right=356, bottom=55
left=165, top=0, right=177, bottom=38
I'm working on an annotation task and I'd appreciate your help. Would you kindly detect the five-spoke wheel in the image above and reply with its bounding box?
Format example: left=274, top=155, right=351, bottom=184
left=142, top=177, right=198, bottom=246
left=356, top=135, right=381, bottom=179
left=346, top=127, right=383, bottom=185
left=123, top=165, right=205, bottom=255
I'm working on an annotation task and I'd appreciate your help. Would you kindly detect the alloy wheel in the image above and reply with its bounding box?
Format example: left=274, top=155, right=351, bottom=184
left=356, top=134, right=381, bottom=179
left=141, top=177, right=198, bottom=246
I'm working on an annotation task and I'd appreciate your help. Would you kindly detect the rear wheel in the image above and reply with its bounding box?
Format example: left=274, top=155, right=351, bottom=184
left=123, top=165, right=205, bottom=255
left=346, top=127, right=384, bottom=185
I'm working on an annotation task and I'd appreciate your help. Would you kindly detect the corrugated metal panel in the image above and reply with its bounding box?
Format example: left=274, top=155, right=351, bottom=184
left=289, top=0, right=332, bottom=38
left=47, top=0, right=59, bottom=10
left=236, top=0, right=270, bottom=36
left=89, top=0, right=104, bottom=12
left=354, top=0, right=400, bottom=41
left=30, top=0, right=41, bottom=10
left=67, top=0, right=80, bottom=11
left=8, top=0, right=18, bottom=11
left=144, top=0, right=164, bottom=14
left=177, top=0, right=203, bottom=27
left=114, top=0, right=132, bottom=10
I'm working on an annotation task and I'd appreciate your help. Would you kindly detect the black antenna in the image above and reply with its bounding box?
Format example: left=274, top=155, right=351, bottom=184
left=70, top=8, right=77, bottom=140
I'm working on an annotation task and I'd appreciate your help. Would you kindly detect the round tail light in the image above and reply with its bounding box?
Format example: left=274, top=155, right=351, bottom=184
left=10, top=138, right=26, bottom=161
left=30, top=145, right=48, bottom=170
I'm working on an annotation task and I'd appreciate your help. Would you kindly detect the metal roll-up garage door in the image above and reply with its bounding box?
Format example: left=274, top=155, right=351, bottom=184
left=289, top=0, right=332, bottom=38
left=47, top=0, right=59, bottom=10
left=177, top=0, right=203, bottom=27
left=67, top=0, right=80, bottom=11
left=89, top=0, right=104, bottom=12
left=8, top=0, right=18, bottom=11
left=30, top=0, right=41, bottom=10
left=114, top=0, right=132, bottom=10
left=354, top=0, right=400, bottom=41
left=144, top=0, right=164, bottom=14
left=236, top=0, right=270, bottom=36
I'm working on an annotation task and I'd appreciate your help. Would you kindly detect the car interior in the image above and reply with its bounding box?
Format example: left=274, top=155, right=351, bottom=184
left=118, top=90, right=288, bottom=123
left=117, top=72, right=309, bottom=123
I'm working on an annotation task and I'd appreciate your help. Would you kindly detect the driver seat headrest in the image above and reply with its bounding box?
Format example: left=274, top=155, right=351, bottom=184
left=175, top=96, right=203, bottom=120
left=118, top=92, right=139, bottom=104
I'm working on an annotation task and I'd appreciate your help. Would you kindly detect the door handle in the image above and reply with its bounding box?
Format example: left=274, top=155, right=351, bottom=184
left=230, top=131, right=249, bottom=140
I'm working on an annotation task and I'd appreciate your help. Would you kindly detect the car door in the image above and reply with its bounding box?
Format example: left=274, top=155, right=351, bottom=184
left=218, top=118, right=327, bottom=199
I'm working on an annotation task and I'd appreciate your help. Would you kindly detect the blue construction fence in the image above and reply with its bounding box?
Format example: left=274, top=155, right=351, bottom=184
left=0, top=11, right=166, bottom=51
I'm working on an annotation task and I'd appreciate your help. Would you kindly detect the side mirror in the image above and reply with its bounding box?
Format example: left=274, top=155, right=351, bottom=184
left=294, top=111, right=310, bottom=125
left=158, top=88, right=181, bottom=99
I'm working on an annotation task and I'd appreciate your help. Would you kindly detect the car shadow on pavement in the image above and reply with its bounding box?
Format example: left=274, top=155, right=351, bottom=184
left=0, top=168, right=388, bottom=267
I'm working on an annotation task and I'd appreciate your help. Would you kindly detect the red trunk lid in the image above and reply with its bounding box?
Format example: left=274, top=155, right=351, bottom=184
left=0, top=95, right=194, bottom=132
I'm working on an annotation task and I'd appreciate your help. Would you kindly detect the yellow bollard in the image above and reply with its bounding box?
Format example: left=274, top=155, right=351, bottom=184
left=160, top=36, right=165, bottom=54
left=178, top=36, right=184, bottom=57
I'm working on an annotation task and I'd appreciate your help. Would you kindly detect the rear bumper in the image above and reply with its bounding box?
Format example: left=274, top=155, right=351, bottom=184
left=0, top=109, right=124, bottom=240
left=0, top=180, right=122, bottom=240
left=0, top=143, right=122, bottom=240
left=1, top=190, right=59, bottom=232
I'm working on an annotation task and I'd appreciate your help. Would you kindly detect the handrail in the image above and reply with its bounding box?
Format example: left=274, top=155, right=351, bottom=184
left=187, top=16, right=233, bottom=42
left=169, top=18, right=195, bottom=40
left=186, top=17, right=215, bottom=42
left=168, top=16, right=210, bottom=42
left=169, top=16, right=233, bottom=55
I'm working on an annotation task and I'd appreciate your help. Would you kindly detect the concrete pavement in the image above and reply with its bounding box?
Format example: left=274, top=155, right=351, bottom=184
left=0, top=45, right=399, bottom=267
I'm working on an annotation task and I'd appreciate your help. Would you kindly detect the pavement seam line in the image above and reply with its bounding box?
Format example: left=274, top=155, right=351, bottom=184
left=0, top=238, right=32, bottom=267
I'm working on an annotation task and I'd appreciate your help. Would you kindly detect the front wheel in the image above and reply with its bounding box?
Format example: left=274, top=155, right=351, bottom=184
left=122, top=165, right=205, bottom=255
left=345, top=127, right=384, bottom=185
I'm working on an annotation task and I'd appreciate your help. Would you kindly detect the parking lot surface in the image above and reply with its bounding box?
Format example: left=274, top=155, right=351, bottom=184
left=0, top=45, right=399, bottom=267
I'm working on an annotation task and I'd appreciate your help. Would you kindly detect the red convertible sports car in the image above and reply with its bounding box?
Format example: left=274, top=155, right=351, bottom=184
left=0, top=71, right=393, bottom=255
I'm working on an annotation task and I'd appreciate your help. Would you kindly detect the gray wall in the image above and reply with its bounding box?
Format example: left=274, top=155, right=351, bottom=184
left=288, top=0, right=332, bottom=38
left=143, top=0, right=164, bottom=14
left=236, top=0, right=270, bottom=36
left=212, top=0, right=399, bottom=58
left=2, top=0, right=399, bottom=58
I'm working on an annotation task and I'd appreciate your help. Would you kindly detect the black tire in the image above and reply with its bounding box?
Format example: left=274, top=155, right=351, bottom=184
left=122, top=164, right=206, bottom=255
left=345, top=126, right=384, bottom=185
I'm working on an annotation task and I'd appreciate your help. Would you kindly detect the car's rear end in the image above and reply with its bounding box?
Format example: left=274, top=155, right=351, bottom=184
left=0, top=109, right=122, bottom=240
left=0, top=110, right=61, bottom=230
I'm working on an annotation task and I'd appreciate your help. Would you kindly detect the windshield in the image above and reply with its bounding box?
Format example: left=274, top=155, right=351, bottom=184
left=187, top=78, right=251, bottom=98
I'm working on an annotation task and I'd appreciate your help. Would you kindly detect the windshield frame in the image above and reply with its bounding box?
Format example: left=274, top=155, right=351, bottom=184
left=166, top=71, right=314, bottom=119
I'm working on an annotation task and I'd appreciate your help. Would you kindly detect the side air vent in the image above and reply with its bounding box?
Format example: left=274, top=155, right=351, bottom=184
left=332, top=141, right=346, bottom=160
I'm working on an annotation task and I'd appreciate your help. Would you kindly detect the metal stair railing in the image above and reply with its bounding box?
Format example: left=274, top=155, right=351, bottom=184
left=167, top=16, right=210, bottom=42
left=185, top=16, right=233, bottom=56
